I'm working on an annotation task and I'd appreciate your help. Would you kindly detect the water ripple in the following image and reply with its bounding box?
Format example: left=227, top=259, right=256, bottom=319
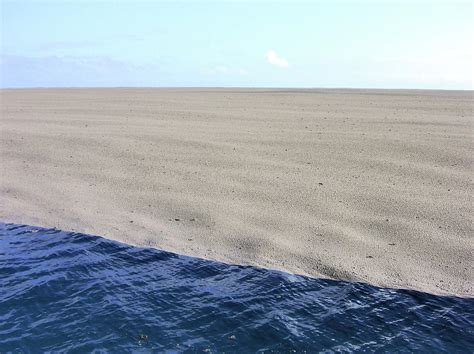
left=0, top=223, right=473, bottom=352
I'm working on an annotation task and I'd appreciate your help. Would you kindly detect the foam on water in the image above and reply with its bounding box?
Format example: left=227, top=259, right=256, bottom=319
left=1, top=223, right=473, bottom=352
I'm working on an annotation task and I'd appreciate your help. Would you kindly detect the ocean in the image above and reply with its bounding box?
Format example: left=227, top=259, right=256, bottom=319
left=1, top=222, right=473, bottom=352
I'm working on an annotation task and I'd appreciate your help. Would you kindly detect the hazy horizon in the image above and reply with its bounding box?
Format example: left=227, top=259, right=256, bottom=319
left=1, top=1, right=472, bottom=90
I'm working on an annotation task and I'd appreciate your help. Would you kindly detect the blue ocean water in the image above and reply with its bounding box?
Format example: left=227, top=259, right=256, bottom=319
left=0, top=223, right=473, bottom=353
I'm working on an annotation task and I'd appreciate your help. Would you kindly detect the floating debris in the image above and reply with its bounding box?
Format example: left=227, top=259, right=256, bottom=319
left=137, top=334, right=148, bottom=345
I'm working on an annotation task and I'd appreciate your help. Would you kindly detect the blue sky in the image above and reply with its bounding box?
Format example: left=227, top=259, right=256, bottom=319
left=1, top=1, right=472, bottom=89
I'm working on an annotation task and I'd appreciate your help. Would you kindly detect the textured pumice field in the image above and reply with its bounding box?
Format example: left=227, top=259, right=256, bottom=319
left=1, top=88, right=472, bottom=296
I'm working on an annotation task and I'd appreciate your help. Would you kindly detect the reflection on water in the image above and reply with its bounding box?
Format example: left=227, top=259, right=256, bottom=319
left=1, top=223, right=473, bottom=352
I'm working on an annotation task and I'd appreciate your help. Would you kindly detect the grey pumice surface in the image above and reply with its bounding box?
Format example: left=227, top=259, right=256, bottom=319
left=1, top=88, right=472, bottom=296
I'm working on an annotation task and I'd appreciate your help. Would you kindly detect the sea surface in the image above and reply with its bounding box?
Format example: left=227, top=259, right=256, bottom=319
left=1, top=223, right=473, bottom=353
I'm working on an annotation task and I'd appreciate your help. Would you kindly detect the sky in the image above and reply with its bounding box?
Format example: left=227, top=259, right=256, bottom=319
left=1, top=0, right=472, bottom=89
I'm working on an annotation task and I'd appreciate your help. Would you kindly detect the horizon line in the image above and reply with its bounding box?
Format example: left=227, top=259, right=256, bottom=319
left=1, top=86, right=472, bottom=92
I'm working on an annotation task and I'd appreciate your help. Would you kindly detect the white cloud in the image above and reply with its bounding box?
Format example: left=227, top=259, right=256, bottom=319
left=202, top=65, right=229, bottom=75
left=203, top=66, right=249, bottom=76
left=266, top=50, right=289, bottom=68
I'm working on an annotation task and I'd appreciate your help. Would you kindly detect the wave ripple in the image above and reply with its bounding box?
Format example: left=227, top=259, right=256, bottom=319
left=1, top=223, right=473, bottom=352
